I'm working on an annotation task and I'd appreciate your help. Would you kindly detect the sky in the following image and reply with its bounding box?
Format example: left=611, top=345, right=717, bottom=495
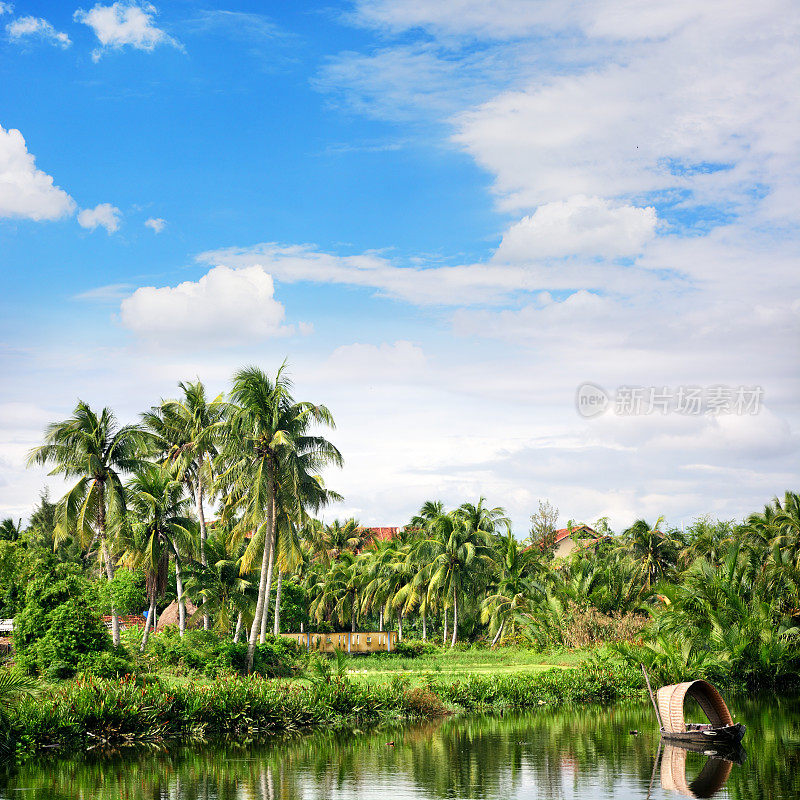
left=1, top=0, right=798, bottom=534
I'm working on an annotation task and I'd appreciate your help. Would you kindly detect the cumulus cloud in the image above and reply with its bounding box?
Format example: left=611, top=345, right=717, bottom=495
left=144, top=216, right=165, bottom=233
left=74, top=2, right=181, bottom=61
left=0, top=4, right=12, bottom=16
left=494, top=197, right=657, bottom=261
left=0, top=125, right=75, bottom=221
left=77, top=202, right=121, bottom=233
left=119, top=264, right=294, bottom=345
left=6, top=16, right=71, bottom=47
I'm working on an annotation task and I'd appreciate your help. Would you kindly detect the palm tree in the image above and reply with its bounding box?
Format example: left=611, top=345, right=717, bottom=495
left=142, top=380, right=226, bottom=629
left=217, top=365, right=342, bottom=672
left=121, top=464, right=195, bottom=649
left=182, top=528, right=257, bottom=639
left=623, top=516, right=679, bottom=595
left=27, top=401, right=146, bottom=646
left=481, top=529, right=543, bottom=646
left=309, top=551, right=361, bottom=631
left=422, top=508, right=494, bottom=647
left=0, top=518, right=21, bottom=542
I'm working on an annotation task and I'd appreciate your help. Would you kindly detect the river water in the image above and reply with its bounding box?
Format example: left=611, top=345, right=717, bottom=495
left=1, top=694, right=798, bottom=799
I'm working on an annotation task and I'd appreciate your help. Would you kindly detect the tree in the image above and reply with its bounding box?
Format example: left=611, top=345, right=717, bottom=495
left=528, top=499, right=559, bottom=552
left=27, top=402, right=146, bottom=647
left=217, top=365, right=342, bottom=672
left=142, top=380, right=226, bottom=629
left=121, top=464, right=195, bottom=649
left=481, top=529, right=543, bottom=646
left=0, top=518, right=22, bottom=542
left=622, top=516, right=679, bottom=595
left=422, top=507, right=494, bottom=646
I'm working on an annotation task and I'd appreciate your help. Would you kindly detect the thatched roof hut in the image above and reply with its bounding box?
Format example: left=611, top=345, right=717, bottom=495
left=156, top=600, right=200, bottom=631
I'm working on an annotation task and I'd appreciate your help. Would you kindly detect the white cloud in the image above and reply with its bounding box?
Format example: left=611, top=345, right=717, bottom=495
left=119, top=264, right=294, bottom=345
left=77, top=202, right=121, bottom=233
left=494, top=197, right=657, bottom=261
left=73, top=283, right=134, bottom=302
left=6, top=16, right=71, bottom=47
left=0, top=125, right=75, bottom=221
left=144, top=216, right=165, bottom=233
left=0, top=4, right=12, bottom=16
left=74, top=2, right=181, bottom=61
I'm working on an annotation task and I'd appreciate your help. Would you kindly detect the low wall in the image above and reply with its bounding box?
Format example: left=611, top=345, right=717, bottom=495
left=280, top=631, right=398, bottom=653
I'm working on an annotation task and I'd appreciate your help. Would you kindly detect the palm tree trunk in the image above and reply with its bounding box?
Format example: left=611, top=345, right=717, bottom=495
left=443, top=608, right=448, bottom=645
left=97, top=488, right=120, bottom=648
left=175, top=556, right=186, bottom=636
left=196, top=480, right=210, bottom=630
left=247, top=478, right=276, bottom=672
left=259, top=525, right=276, bottom=643
left=451, top=586, right=458, bottom=647
left=141, top=597, right=156, bottom=651
left=233, top=611, right=243, bottom=642
left=379, top=606, right=384, bottom=632
left=491, top=619, right=505, bottom=648
left=398, top=610, right=403, bottom=640
left=273, top=571, right=283, bottom=635
left=422, top=606, right=427, bottom=641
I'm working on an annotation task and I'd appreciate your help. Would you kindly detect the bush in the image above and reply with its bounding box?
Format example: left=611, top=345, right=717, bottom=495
left=96, top=568, right=146, bottom=616
left=393, top=639, right=438, bottom=658
left=13, top=565, right=112, bottom=678
left=78, top=649, right=134, bottom=679
left=147, top=629, right=304, bottom=678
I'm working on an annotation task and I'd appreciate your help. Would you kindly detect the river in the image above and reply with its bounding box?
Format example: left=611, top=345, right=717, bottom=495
left=1, top=693, right=798, bottom=799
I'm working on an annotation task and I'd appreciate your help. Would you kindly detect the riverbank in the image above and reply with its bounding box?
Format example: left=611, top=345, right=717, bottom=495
left=3, top=661, right=642, bottom=764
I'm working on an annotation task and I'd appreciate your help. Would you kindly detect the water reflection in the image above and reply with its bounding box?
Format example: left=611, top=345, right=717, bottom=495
left=660, top=743, right=744, bottom=799
left=1, top=694, right=797, bottom=800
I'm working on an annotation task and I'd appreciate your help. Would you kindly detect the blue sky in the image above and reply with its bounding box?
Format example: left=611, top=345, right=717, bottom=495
left=1, top=0, right=798, bottom=532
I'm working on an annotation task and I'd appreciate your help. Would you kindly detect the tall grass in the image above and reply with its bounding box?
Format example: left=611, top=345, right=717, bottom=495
left=3, top=661, right=642, bottom=763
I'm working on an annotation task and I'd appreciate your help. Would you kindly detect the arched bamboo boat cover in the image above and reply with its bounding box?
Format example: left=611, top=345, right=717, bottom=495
left=656, top=680, right=733, bottom=734
left=661, top=745, right=733, bottom=798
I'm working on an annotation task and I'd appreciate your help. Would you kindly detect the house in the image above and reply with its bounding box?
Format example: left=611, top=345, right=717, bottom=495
left=553, top=525, right=600, bottom=558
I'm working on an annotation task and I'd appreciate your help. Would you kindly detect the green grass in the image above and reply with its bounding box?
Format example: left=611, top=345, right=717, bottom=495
left=339, top=647, right=592, bottom=686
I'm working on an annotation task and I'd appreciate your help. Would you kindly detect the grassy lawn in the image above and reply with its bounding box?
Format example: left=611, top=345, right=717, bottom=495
left=342, top=647, right=591, bottom=686
left=154, top=647, right=593, bottom=688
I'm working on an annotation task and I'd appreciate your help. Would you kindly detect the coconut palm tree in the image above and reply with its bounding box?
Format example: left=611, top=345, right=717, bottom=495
left=422, top=509, right=494, bottom=646
left=216, top=365, right=342, bottom=672
left=142, top=380, right=226, bottom=629
left=0, top=518, right=21, bottom=542
left=481, top=529, right=544, bottom=646
left=623, top=516, right=680, bottom=596
left=121, top=464, right=195, bottom=649
left=27, top=401, right=146, bottom=646
left=182, top=528, right=257, bottom=639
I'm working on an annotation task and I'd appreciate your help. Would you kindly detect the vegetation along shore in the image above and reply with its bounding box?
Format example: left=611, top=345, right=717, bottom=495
left=1, top=364, right=798, bottom=764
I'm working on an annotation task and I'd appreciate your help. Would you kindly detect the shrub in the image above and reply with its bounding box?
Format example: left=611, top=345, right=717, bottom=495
left=404, top=687, right=448, bottom=716
left=96, top=568, right=146, bottom=616
left=77, top=650, right=134, bottom=679
left=147, top=629, right=304, bottom=678
left=13, top=565, right=112, bottom=678
left=393, top=639, right=438, bottom=658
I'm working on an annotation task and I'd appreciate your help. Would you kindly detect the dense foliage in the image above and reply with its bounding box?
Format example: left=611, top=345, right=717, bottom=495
left=0, top=363, right=796, bottom=702
left=1, top=662, right=639, bottom=762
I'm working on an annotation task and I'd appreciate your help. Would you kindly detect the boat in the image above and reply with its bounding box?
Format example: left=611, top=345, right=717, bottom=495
left=656, top=680, right=746, bottom=745
left=641, top=667, right=746, bottom=746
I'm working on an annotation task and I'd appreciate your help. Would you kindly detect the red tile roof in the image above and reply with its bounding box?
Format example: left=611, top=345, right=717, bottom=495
left=554, top=524, right=598, bottom=543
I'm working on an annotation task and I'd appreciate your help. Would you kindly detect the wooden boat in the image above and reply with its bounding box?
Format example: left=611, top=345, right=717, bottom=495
left=656, top=680, right=745, bottom=745
left=641, top=667, right=746, bottom=746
